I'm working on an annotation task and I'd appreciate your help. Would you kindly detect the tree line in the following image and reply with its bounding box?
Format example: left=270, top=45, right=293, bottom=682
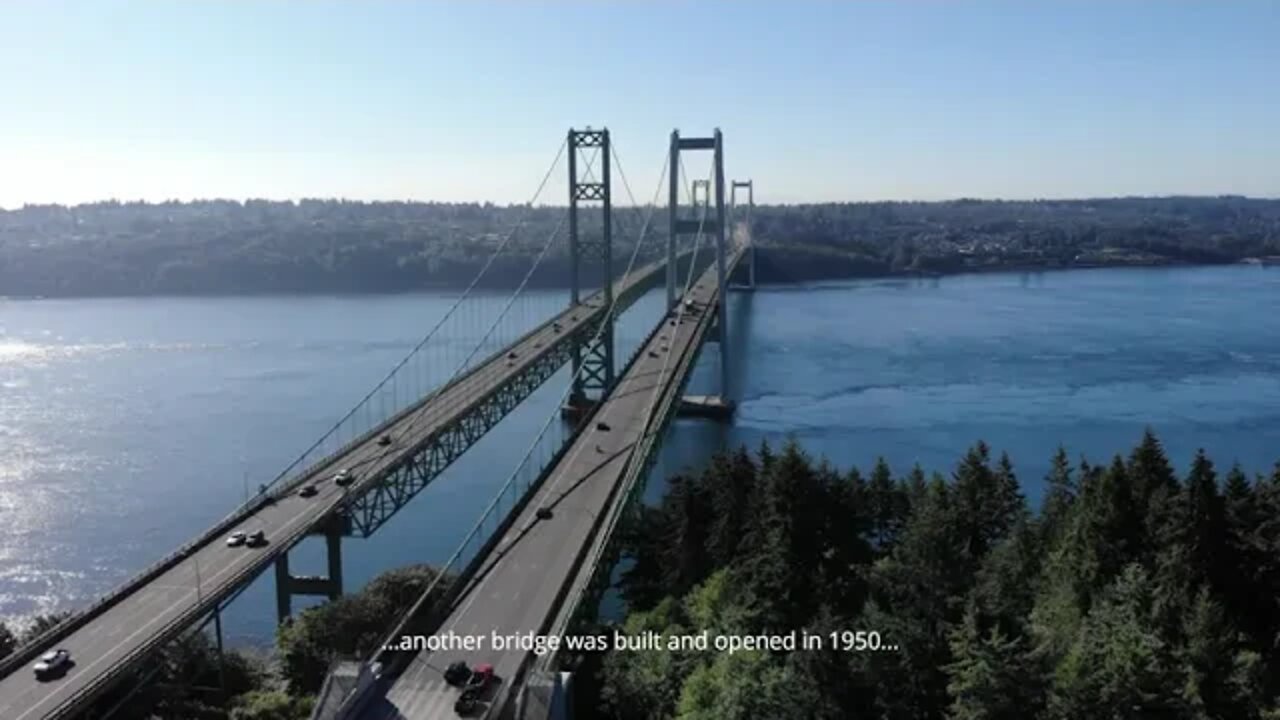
left=3, top=197, right=1278, bottom=296
left=586, top=432, right=1280, bottom=719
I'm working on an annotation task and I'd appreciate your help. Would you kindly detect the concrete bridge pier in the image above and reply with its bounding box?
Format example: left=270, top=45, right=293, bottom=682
left=274, top=514, right=348, bottom=623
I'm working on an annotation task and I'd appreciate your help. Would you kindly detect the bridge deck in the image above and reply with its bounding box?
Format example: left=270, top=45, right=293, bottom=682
left=0, top=259, right=672, bottom=720
left=355, top=255, right=736, bottom=719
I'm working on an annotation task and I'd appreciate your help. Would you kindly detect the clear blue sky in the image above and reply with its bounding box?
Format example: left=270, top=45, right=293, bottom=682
left=1, top=1, right=1276, bottom=208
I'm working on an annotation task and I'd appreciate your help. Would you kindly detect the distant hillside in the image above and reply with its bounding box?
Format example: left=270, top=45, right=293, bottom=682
left=2, top=197, right=1278, bottom=297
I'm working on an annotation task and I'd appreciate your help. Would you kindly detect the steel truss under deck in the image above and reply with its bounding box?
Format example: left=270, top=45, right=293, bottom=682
left=344, top=316, right=603, bottom=537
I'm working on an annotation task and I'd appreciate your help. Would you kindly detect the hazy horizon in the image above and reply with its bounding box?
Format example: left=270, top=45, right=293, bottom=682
left=5, top=193, right=1280, bottom=213
left=2, top=1, right=1277, bottom=209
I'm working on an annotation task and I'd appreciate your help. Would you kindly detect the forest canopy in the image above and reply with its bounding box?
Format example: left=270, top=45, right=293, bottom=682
left=587, top=434, right=1280, bottom=719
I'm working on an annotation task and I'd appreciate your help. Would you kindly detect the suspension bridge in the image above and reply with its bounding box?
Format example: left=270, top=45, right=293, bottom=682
left=0, top=127, right=755, bottom=720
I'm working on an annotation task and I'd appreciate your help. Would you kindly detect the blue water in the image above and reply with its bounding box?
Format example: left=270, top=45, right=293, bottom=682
left=2, top=264, right=1279, bottom=644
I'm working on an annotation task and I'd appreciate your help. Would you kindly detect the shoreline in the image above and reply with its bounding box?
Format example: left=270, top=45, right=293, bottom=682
left=0, top=257, right=1273, bottom=302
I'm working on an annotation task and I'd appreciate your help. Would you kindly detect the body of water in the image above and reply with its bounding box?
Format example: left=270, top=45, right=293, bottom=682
left=2, top=264, right=1279, bottom=644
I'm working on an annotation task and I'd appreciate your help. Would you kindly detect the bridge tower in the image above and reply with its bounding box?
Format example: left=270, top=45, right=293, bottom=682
left=731, top=179, right=756, bottom=289
left=669, top=129, right=733, bottom=416
left=567, top=127, right=614, bottom=412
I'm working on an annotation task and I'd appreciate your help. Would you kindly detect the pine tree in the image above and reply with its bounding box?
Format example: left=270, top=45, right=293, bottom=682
left=950, top=443, right=1024, bottom=567
left=945, top=600, right=1042, bottom=719
left=820, top=463, right=873, bottom=617
left=1128, top=428, right=1181, bottom=563
left=1152, top=449, right=1226, bottom=635
left=0, top=622, right=14, bottom=660
left=866, top=478, right=972, bottom=719
left=733, top=441, right=824, bottom=634
left=868, top=457, right=906, bottom=551
left=705, top=447, right=758, bottom=569
left=1048, top=564, right=1187, bottom=719
left=903, top=463, right=929, bottom=513
left=1040, top=446, right=1077, bottom=545
left=662, top=473, right=714, bottom=596
left=1222, top=465, right=1265, bottom=650
left=1180, top=587, right=1247, bottom=718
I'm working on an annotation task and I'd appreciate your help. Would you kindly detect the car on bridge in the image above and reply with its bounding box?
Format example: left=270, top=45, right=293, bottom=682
left=466, top=663, right=494, bottom=692
left=454, top=688, right=481, bottom=715
left=298, top=484, right=318, bottom=498
left=226, top=531, right=247, bottom=547
left=378, top=434, right=393, bottom=446
left=333, top=469, right=355, bottom=487
left=33, top=649, right=72, bottom=680
left=245, top=530, right=267, bottom=548
left=443, top=660, right=471, bottom=686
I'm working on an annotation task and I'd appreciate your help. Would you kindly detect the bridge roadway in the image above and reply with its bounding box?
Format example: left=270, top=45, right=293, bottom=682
left=353, top=252, right=739, bottom=719
left=0, top=256, right=678, bottom=720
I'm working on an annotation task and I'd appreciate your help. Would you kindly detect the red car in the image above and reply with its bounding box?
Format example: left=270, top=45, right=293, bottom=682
left=466, top=663, right=494, bottom=692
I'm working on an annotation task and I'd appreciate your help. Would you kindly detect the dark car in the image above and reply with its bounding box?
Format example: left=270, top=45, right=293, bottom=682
left=454, top=688, right=480, bottom=715
left=246, top=530, right=267, bottom=548
left=33, top=649, right=71, bottom=680
left=298, top=484, right=318, bottom=498
left=536, top=507, right=553, bottom=520
left=378, top=434, right=393, bottom=447
left=596, top=421, right=611, bottom=432
left=444, top=660, right=471, bottom=686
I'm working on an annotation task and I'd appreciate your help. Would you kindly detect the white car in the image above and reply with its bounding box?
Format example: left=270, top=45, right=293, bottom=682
left=226, top=531, right=247, bottom=547
left=333, top=469, right=354, bottom=487
left=33, top=649, right=71, bottom=680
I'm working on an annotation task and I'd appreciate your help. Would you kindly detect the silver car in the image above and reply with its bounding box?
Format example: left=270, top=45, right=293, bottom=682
left=34, top=649, right=71, bottom=680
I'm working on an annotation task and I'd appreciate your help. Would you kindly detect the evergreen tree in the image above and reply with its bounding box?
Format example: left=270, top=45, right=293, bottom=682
left=1152, top=449, right=1226, bottom=636
left=1222, top=465, right=1266, bottom=650
left=733, top=441, right=825, bottom=634
left=950, top=443, right=1024, bottom=566
left=1128, top=428, right=1182, bottom=563
left=946, top=600, right=1043, bottom=720
left=1180, top=587, right=1248, bottom=718
left=1049, top=564, right=1187, bottom=719
left=661, top=473, right=714, bottom=596
left=865, top=477, right=971, bottom=720
left=903, top=463, right=930, bottom=514
left=868, top=457, right=907, bottom=551
left=0, top=622, right=14, bottom=660
left=704, top=447, right=758, bottom=568
left=819, top=463, right=873, bottom=616
left=1040, top=446, right=1077, bottom=544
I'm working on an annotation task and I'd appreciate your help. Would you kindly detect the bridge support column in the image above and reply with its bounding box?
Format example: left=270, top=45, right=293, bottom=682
left=731, top=179, right=756, bottom=291
left=273, top=515, right=348, bottom=623
left=667, top=130, right=679, bottom=311
left=713, top=130, right=729, bottom=400
left=669, top=129, right=736, bottom=422
left=566, top=127, right=615, bottom=415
